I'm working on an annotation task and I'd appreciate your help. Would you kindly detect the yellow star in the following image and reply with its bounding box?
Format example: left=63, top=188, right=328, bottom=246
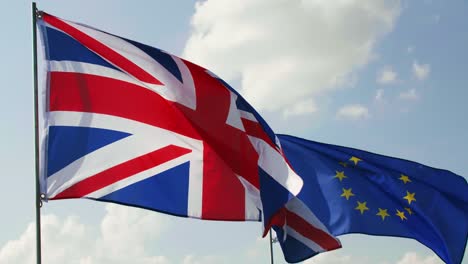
left=403, top=191, right=416, bottom=205
left=355, top=201, right=369, bottom=214
left=405, top=207, right=413, bottom=215
left=334, top=171, right=347, bottom=181
left=396, top=209, right=407, bottom=220
left=399, top=174, right=411, bottom=184
left=349, top=156, right=362, bottom=166
left=341, top=188, right=355, bottom=200
left=376, top=208, right=390, bottom=221
left=338, top=161, right=348, bottom=167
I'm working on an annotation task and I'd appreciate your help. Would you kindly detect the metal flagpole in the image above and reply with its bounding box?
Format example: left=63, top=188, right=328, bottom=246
left=269, top=229, right=274, bottom=264
left=32, top=2, right=42, bottom=264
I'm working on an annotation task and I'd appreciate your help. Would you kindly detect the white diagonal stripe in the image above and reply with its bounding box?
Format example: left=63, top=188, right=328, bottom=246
left=248, top=136, right=303, bottom=196
left=86, top=153, right=192, bottom=199
left=285, top=226, right=325, bottom=253
left=240, top=110, right=257, bottom=122
left=285, top=198, right=331, bottom=233
left=49, top=60, right=144, bottom=88
left=226, top=92, right=245, bottom=131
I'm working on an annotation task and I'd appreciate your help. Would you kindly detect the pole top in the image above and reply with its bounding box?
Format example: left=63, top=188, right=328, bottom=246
left=33, top=2, right=43, bottom=19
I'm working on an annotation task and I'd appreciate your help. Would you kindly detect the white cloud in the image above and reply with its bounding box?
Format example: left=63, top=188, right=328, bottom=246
left=303, top=250, right=370, bottom=264
left=399, top=88, right=419, bottom=100
left=375, top=88, right=384, bottom=101
left=407, top=46, right=414, bottom=53
left=245, top=236, right=270, bottom=260
left=303, top=251, right=442, bottom=264
left=93, top=204, right=170, bottom=264
left=180, top=234, right=271, bottom=264
left=336, top=104, right=370, bottom=120
left=396, top=252, right=442, bottom=264
left=412, top=61, right=431, bottom=80
left=0, top=205, right=170, bottom=264
left=304, top=254, right=353, bottom=264
left=377, top=66, right=398, bottom=84
left=184, top=0, right=400, bottom=116
left=283, top=98, right=317, bottom=117
left=0, top=204, right=270, bottom=264
left=0, top=215, right=91, bottom=264
left=182, top=255, right=225, bottom=264
left=0, top=208, right=446, bottom=264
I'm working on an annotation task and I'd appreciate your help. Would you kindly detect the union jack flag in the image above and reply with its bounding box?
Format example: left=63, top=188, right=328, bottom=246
left=37, top=12, right=339, bottom=262
left=38, top=12, right=302, bottom=221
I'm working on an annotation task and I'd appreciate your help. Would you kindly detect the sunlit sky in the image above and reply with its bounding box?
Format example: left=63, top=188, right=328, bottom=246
left=0, top=1, right=466, bottom=263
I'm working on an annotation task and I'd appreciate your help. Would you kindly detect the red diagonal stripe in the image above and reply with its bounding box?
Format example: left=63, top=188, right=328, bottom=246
left=43, top=13, right=163, bottom=86
left=49, top=71, right=200, bottom=139
left=242, top=118, right=277, bottom=150
left=52, top=145, right=192, bottom=199
left=285, top=209, right=341, bottom=251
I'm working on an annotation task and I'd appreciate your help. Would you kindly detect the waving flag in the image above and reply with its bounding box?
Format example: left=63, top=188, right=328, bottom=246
left=37, top=12, right=303, bottom=222
left=277, top=134, right=468, bottom=264
left=268, top=197, right=342, bottom=263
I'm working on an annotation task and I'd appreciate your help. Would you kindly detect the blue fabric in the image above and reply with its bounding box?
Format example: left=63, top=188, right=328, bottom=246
left=43, top=27, right=120, bottom=71
left=101, top=162, right=190, bottom=217
left=259, top=167, right=292, bottom=224
left=47, top=126, right=131, bottom=177
left=277, top=134, right=468, bottom=264
left=274, top=227, right=320, bottom=263
left=123, top=38, right=183, bottom=83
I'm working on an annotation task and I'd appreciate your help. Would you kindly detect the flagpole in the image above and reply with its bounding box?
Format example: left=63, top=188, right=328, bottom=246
left=269, top=229, right=274, bottom=264
left=32, top=2, right=42, bottom=264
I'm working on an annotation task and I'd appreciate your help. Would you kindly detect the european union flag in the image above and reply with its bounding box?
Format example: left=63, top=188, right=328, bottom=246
left=277, top=135, right=468, bottom=264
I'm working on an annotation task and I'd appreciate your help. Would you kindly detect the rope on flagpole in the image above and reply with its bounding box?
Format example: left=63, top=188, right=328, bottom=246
left=32, top=2, right=42, bottom=264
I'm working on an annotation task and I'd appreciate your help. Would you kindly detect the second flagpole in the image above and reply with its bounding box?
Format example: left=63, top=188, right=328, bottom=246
left=269, top=229, right=274, bottom=264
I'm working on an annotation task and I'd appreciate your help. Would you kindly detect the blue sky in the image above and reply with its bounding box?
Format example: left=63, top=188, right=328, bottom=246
left=0, top=0, right=466, bottom=263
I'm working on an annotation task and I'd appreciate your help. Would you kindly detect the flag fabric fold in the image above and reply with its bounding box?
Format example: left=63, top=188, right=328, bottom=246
left=277, top=134, right=468, bottom=264
left=37, top=12, right=303, bottom=224
left=268, top=197, right=342, bottom=263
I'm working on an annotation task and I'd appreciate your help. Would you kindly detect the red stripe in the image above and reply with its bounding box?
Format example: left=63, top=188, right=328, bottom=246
left=43, top=13, right=163, bottom=86
left=49, top=71, right=200, bottom=139
left=52, top=145, right=192, bottom=199
left=242, top=118, right=277, bottom=150
left=201, top=142, right=246, bottom=220
left=285, top=210, right=341, bottom=251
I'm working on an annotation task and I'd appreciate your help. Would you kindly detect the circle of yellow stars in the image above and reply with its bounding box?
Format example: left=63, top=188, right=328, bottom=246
left=335, top=156, right=417, bottom=222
